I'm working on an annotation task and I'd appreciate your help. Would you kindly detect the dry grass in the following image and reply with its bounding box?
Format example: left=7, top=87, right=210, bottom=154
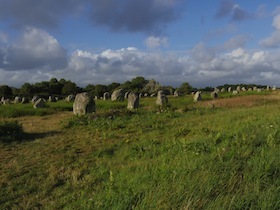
left=200, top=92, right=280, bottom=108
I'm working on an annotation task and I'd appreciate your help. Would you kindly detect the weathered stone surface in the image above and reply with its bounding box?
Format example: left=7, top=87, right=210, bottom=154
left=111, top=89, right=125, bottom=101
left=33, top=98, right=45, bottom=108
left=232, top=90, right=239, bottom=95
left=211, top=91, right=218, bottom=99
left=193, top=91, right=202, bottom=102
left=73, top=92, right=95, bottom=116
left=103, top=92, right=110, bottom=100
left=156, top=90, right=168, bottom=106
left=127, top=93, right=139, bottom=110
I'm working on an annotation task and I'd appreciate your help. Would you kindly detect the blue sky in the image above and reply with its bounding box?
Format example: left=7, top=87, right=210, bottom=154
left=0, top=0, right=280, bottom=88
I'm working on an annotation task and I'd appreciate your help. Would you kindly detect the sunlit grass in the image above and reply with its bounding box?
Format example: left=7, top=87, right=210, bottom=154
left=0, top=91, right=280, bottom=209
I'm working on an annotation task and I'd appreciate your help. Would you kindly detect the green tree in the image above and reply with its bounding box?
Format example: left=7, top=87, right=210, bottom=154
left=0, top=85, right=12, bottom=98
left=20, top=83, right=34, bottom=97
left=177, top=82, right=193, bottom=95
left=61, top=82, right=78, bottom=95
left=94, top=84, right=107, bottom=97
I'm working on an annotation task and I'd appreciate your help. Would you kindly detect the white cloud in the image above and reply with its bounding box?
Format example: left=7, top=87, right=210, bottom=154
left=0, top=27, right=67, bottom=70
left=260, top=14, right=280, bottom=48
left=144, top=36, right=168, bottom=49
left=0, top=32, right=8, bottom=44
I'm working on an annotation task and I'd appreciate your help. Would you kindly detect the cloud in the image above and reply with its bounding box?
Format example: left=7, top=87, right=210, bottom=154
left=223, top=35, right=248, bottom=50
left=0, top=27, right=67, bottom=70
left=144, top=36, right=169, bottom=49
left=88, top=0, right=182, bottom=34
left=0, top=0, right=83, bottom=28
left=260, top=14, right=280, bottom=48
left=0, top=32, right=8, bottom=44
left=215, top=0, right=250, bottom=21
left=0, top=0, right=183, bottom=34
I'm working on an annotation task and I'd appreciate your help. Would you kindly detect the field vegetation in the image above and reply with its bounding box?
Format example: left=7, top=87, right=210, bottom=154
left=0, top=90, right=280, bottom=209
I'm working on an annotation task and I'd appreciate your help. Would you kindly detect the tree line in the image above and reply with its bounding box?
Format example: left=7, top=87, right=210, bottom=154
left=0, top=76, right=267, bottom=99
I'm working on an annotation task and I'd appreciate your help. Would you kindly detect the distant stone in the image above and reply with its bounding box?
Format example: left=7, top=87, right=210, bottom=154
left=14, top=96, right=21, bottom=104
left=257, top=88, right=262, bottom=92
left=156, top=90, right=168, bottom=106
left=214, top=88, right=220, bottom=93
left=232, top=90, right=239, bottom=95
left=236, top=86, right=241, bottom=92
left=31, top=95, right=40, bottom=104
left=241, top=87, right=246, bottom=91
left=221, top=88, right=225, bottom=92
left=94, top=96, right=98, bottom=100
left=150, top=93, right=156, bottom=97
left=174, top=90, right=179, bottom=97
left=266, top=86, right=270, bottom=91
left=49, top=96, right=56, bottom=102
left=139, top=93, right=143, bottom=98
left=21, top=97, right=29, bottom=104
left=33, top=98, right=45, bottom=108
left=272, top=85, right=277, bottom=91
left=127, top=93, right=139, bottom=110
left=124, top=92, right=130, bottom=99
left=111, top=89, right=125, bottom=101
left=3, top=99, right=11, bottom=105
left=73, top=92, right=95, bottom=116
left=248, top=88, right=252, bottom=91
left=65, top=94, right=75, bottom=102
left=211, top=91, right=218, bottom=99
left=253, top=87, right=258, bottom=91
left=103, top=92, right=110, bottom=100
left=193, top=91, right=202, bottom=102
left=228, top=87, right=232, bottom=92
left=144, top=93, right=148, bottom=97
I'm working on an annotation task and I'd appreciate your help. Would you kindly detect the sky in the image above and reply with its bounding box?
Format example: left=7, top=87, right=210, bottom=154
left=0, top=0, right=280, bottom=88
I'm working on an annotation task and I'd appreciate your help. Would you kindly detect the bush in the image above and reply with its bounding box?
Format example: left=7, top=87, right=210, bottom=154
left=0, top=121, right=24, bottom=142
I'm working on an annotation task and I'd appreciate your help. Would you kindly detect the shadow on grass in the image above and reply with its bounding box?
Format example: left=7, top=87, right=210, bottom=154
left=0, top=131, right=61, bottom=144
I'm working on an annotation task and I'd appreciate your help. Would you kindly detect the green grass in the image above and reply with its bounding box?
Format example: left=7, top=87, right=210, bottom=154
left=0, top=121, right=24, bottom=142
left=0, top=92, right=280, bottom=209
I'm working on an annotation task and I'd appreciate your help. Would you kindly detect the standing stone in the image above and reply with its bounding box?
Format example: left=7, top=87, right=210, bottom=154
left=139, top=93, right=143, bottom=98
left=127, top=93, right=139, bottom=110
left=33, top=98, right=45, bottom=108
left=65, top=94, right=75, bottom=102
left=111, top=89, right=125, bottom=101
left=156, top=90, right=168, bottom=106
left=174, top=90, right=179, bottom=97
left=193, top=91, right=202, bottom=102
left=73, top=92, right=95, bottom=116
left=21, top=97, right=29, bottom=104
left=150, top=93, right=156, bottom=97
left=3, top=99, right=11, bottom=105
left=267, top=86, right=270, bottom=91
left=103, top=92, right=110, bottom=100
left=49, top=96, right=56, bottom=102
left=221, top=88, right=225, bottom=92
left=257, top=88, right=262, bottom=92
left=241, top=87, right=246, bottom=91
left=236, top=86, right=241, bottom=92
left=32, top=95, right=40, bottom=104
left=228, top=87, right=232, bottom=92
left=272, top=85, right=277, bottom=91
left=248, top=88, right=252, bottom=91
left=14, top=96, right=22, bottom=104
left=253, top=87, right=258, bottom=91
left=211, top=91, right=218, bottom=99
left=232, top=90, right=239, bottom=95
left=144, top=93, right=148, bottom=97
left=124, top=92, right=130, bottom=99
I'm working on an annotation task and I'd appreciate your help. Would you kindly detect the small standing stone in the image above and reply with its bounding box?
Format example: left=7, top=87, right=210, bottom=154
left=103, top=92, right=110, bottom=100
left=111, top=89, right=125, bottom=101
left=156, top=90, right=168, bottom=106
left=33, top=98, right=45, bottom=108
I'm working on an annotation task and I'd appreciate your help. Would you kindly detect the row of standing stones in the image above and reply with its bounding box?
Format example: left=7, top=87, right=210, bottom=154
left=0, top=85, right=277, bottom=112
left=73, top=85, right=277, bottom=115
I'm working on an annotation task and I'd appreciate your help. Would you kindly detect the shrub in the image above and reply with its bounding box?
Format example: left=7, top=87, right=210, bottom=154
left=0, top=121, right=24, bottom=142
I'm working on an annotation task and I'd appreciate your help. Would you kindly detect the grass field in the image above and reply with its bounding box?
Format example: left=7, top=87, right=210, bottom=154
left=0, top=91, right=280, bottom=209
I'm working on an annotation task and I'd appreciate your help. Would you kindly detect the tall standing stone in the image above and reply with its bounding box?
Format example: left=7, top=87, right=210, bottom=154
left=14, top=96, right=22, bottom=104
left=111, top=89, right=125, bottom=101
left=73, top=92, right=95, bottom=116
left=211, top=91, right=218, bottom=99
left=127, top=93, right=139, bottom=110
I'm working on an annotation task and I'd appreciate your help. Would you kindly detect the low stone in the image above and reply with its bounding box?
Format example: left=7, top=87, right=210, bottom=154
left=211, top=91, right=218, bottom=99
